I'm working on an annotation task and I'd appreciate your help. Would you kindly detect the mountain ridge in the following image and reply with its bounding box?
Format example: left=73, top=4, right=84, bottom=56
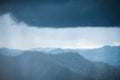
left=0, top=46, right=120, bottom=66
left=0, top=50, right=120, bottom=80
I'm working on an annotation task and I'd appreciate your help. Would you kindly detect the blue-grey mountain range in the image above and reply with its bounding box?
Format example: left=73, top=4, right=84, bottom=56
left=0, top=46, right=120, bottom=80
left=1, top=46, right=119, bottom=66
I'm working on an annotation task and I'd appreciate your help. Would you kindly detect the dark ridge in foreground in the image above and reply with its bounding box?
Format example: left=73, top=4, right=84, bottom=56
left=0, top=50, right=120, bottom=80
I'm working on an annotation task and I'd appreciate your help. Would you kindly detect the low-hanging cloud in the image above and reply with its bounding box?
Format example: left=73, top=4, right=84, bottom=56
left=0, top=0, right=120, bottom=28
left=0, top=13, right=120, bottom=50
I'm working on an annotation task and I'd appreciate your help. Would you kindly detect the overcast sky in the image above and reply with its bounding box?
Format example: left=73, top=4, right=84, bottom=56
left=0, top=14, right=120, bottom=50
left=0, top=0, right=120, bottom=27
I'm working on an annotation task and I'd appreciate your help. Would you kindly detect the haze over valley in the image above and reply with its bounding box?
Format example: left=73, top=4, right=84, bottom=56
left=0, top=0, right=120, bottom=79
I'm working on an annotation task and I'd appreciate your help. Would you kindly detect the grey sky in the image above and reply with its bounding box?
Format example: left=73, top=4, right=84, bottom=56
left=0, top=0, right=120, bottom=27
left=0, top=14, right=120, bottom=50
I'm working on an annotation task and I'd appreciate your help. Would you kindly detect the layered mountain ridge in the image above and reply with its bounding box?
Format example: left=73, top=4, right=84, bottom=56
left=0, top=48, right=120, bottom=80
left=0, top=46, right=120, bottom=66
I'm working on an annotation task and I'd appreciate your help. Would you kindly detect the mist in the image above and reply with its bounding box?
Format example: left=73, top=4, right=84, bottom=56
left=0, top=14, right=120, bottom=50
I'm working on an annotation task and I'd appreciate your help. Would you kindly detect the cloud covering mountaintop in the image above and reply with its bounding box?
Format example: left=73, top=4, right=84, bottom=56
left=0, top=0, right=120, bottom=27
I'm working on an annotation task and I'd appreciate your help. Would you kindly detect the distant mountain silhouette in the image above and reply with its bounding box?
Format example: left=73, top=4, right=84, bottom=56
left=0, top=50, right=120, bottom=80
left=0, top=48, right=22, bottom=56
left=0, top=46, right=120, bottom=66
left=30, top=46, right=120, bottom=66
left=77, top=46, right=120, bottom=66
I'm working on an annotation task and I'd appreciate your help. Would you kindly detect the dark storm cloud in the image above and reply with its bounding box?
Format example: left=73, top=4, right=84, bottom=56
left=0, top=0, right=120, bottom=27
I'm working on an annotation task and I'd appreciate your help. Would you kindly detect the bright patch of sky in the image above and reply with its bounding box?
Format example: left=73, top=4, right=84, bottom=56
left=0, top=14, right=120, bottom=50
